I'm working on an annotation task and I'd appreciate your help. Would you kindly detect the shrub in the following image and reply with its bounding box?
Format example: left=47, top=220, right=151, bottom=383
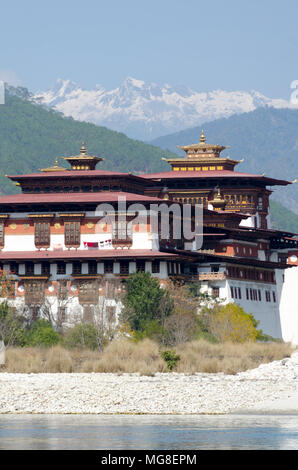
left=25, top=319, right=60, bottom=347
left=206, top=303, right=260, bottom=343
left=122, top=272, right=173, bottom=331
left=134, top=319, right=168, bottom=343
left=63, top=323, right=99, bottom=350
left=0, top=302, right=26, bottom=346
left=161, top=349, right=180, bottom=371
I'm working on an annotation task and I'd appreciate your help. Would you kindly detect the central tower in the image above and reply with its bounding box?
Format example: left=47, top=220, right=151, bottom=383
left=162, top=130, right=241, bottom=172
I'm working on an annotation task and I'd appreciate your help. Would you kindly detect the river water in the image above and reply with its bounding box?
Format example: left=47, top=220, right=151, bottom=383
left=0, top=414, right=298, bottom=450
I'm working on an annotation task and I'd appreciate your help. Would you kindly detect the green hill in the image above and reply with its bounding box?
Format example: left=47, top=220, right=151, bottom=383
left=0, top=90, right=171, bottom=195
left=270, top=200, right=298, bottom=233
left=150, top=107, right=298, bottom=214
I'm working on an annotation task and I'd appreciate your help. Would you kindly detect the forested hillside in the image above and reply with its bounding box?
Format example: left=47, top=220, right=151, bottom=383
left=0, top=92, right=171, bottom=195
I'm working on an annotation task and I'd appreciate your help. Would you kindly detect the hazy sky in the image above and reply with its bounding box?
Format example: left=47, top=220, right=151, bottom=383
left=1, top=0, right=298, bottom=98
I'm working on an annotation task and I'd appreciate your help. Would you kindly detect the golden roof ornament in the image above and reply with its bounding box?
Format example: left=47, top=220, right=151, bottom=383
left=80, top=142, right=86, bottom=155
left=210, top=186, right=226, bottom=211
left=62, top=142, right=104, bottom=170
left=40, top=157, right=66, bottom=172
left=200, top=130, right=206, bottom=143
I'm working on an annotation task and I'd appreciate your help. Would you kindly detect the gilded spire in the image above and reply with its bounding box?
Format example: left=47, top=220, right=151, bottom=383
left=200, top=129, right=206, bottom=143
left=62, top=142, right=104, bottom=170
left=80, top=142, right=86, bottom=155
left=40, top=157, right=66, bottom=172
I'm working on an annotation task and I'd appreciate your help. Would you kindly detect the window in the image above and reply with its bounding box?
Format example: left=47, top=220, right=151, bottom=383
left=35, top=222, right=50, bottom=247
left=120, top=261, right=129, bottom=275
left=212, top=287, right=219, bottom=298
left=73, top=261, right=81, bottom=275
left=258, top=290, right=262, bottom=301
left=273, top=292, right=276, bottom=303
left=211, top=264, right=220, bottom=273
left=104, top=261, right=113, bottom=274
left=65, top=222, right=80, bottom=247
left=26, top=262, right=35, bottom=275
left=246, top=288, right=249, bottom=300
left=10, top=262, right=18, bottom=275
left=0, top=223, right=4, bottom=247
left=112, top=221, right=132, bottom=241
left=231, top=286, right=234, bottom=298
left=57, top=262, right=66, bottom=275
left=41, top=262, right=50, bottom=276
left=238, top=287, right=242, bottom=299
left=136, top=261, right=145, bottom=273
left=78, top=280, right=98, bottom=304
left=265, top=291, right=271, bottom=302
left=152, top=260, right=160, bottom=273
left=89, top=261, right=97, bottom=275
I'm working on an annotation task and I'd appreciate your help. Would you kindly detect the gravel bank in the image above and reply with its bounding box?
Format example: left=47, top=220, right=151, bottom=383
left=1, top=352, right=298, bottom=415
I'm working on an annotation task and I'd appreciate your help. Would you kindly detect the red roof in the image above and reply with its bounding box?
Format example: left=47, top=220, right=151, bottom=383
left=0, top=249, right=180, bottom=261
left=142, top=170, right=291, bottom=186
left=0, top=191, right=166, bottom=205
left=7, top=169, right=154, bottom=185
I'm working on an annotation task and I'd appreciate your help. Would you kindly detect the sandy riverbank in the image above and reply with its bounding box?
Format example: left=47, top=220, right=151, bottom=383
left=1, top=352, right=298, bottom=415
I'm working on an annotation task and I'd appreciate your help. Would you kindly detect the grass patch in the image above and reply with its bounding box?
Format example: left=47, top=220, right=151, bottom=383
left=2, top=339, right=295, bottom=375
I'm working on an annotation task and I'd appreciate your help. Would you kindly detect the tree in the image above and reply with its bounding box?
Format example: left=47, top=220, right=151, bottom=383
left=0, top=302, right=26, bottom=346
left=63, top=323, right=99, bottom=350
left=24, top=319, right=60, bottom=347
left=0, top=269, right=15, bottom=298
left=204, top=303, right=261, bottom=343
left=121, top=272, right=173, bottom=331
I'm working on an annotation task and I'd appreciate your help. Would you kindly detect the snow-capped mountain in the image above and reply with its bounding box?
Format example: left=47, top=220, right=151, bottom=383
left=33, top=77, right=294, bottom=141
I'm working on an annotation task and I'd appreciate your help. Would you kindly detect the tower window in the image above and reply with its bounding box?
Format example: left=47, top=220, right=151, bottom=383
left=65, top=222, right=80, bottom=247
left=35, top=222, right=50, bottom=247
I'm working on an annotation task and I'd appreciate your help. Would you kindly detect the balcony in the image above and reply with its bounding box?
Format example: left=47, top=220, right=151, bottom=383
left=112, top=238, right=133, bottom=249
left=198, top=272, right=227, bottom=281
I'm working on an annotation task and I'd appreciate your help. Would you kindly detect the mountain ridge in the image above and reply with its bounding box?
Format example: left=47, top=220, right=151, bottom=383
left=33, top=77, right=296, bottom=141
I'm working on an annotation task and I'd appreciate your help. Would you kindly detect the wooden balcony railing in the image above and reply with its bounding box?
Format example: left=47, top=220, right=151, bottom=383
left=198, top=272, right=227, bottom=281
left=112, top=238, right=133, bottom=249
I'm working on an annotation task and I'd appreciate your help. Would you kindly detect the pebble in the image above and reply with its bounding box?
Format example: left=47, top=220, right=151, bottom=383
left=0, top=352, right=298, bottom=414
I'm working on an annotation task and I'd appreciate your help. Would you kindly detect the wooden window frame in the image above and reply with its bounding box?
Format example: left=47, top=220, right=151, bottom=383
left=152, top=260, right=160, bottom=274
left=41, top=262, right=50, bottom=276
left=136, top=261, right=145, bottom=273
left=26, top=262, right=35, bottom=276
left=73, top=261, right=82, bottom=275
left=65, top=221, right=81, bottom=248
left=89, top=261, right=97, bottom=275
left=120, top=261, right=129, bottom=275
left=57, top=262, right=66, bottom=275
left=34, top=222, right=50, bottom=248
left=0, top=222, right=4, bottom=247
left=104, top=261, right=114, bottom=274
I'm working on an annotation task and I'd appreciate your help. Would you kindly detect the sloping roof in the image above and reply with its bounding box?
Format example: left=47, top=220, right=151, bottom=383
left=0, top=191, right=166, bottom=205
left=7, top=170, right=155, bottom=186
left=0, top=249, right=180, bottom=261
left=8, top=169, right=128, bottom=179
left=142, top=170, right=291, bottom=186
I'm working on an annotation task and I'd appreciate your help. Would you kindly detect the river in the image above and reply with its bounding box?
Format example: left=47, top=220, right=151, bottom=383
left=0, top=414, right=298, bottom=450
